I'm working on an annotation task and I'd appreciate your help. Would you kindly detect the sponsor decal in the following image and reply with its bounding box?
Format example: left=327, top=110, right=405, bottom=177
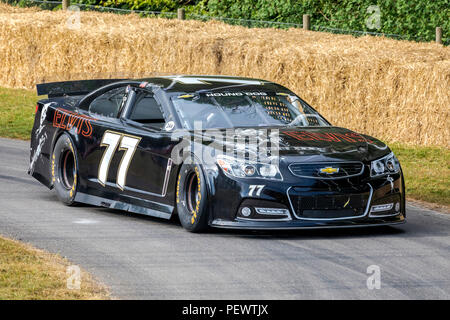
left=163, top=76, right=265, bottom=85
left=176, top=174, right=181, bottom=204
left=191, top=166, right=202, bottom=224
left=282, top=130, right=373, bottom=143
left=30, top=102, right=54, bottom=174
left=53, top=108, right=96, bottom=137
left=51, top=153, right=56, bottom=183
left=68, top=140, right=77, bottom=198
left=29, top=132, right=47, bottom=175
left=35, top=102, right=52, bottom=138
left=205, top=91, right=267, bottom=97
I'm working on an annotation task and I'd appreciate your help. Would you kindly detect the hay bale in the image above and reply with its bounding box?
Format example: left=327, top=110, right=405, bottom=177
left=0, top=4, right=448, bottom=146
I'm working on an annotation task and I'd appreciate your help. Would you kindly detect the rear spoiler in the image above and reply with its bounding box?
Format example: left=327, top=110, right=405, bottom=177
left=36, top=79, right=126, bottom=97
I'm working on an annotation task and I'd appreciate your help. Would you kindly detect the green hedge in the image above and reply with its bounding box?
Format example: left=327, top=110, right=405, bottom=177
left=72, top=0, right=200, bottom=13
left=6, top=0, right=449, bottom=43
left=203, top=0, right=449, bottom=42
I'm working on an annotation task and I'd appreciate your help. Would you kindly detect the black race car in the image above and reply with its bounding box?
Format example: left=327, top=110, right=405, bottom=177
left=29, top=75, right=405, bottom=232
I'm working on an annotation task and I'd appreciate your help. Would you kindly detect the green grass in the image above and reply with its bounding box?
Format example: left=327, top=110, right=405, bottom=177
left=390, top=143, right=449, bottom=207
left=0, top=87, right=448, bottom=207
left=0, top=87, right=39, bottom=139
left=0, top=236, right=109, bottom=299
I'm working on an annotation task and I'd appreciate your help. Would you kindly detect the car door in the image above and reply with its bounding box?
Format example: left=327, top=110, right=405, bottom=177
left=79, top=85, right=177, bottom=209
left=117, top=87, right=175, bottom=202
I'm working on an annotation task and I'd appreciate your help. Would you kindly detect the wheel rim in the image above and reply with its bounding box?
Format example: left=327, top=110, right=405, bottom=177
left=185, top=172, right=199, bottom=214
left=60, top=149, right=75, bottom=190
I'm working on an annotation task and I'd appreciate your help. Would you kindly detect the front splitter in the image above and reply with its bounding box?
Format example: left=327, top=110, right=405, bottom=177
left=210, top=215, right=405, bottom=230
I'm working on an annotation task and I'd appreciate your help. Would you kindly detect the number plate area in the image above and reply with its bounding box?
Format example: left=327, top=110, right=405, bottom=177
left=287, top=185, right=372, bottom=220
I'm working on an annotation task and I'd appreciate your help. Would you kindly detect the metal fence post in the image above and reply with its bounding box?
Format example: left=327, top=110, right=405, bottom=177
left=62, top=0, right=70, bottom=10
left=178, top=8, right=185, bottom=20
left=303, top=14, right=310, bottom=30
left=436, top=27, right=442, bottom=44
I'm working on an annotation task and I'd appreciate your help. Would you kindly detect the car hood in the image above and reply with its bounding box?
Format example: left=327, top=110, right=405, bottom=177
left=190, top=126, right=390, bottom=163
left=276, top=126, right=389, bottom=162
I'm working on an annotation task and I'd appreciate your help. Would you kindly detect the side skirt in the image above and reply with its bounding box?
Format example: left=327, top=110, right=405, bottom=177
left=74, top=192, right=173, bottom=220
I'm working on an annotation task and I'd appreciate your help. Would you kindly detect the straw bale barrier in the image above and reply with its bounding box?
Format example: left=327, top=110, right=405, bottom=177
left=0, top=4, right=448, bottom=146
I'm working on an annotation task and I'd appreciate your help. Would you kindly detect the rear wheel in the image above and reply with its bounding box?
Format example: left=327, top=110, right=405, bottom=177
left=176, top=163, right=209, bottom=232
left=52, top=133, right=78, bottom=205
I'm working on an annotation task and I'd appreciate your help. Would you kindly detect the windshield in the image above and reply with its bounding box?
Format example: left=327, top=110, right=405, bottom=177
left=172, top=91, right=330, bottom=130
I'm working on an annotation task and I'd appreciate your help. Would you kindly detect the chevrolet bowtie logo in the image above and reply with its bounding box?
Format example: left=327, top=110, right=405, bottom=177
left=319, top=167, right=339, bottom=174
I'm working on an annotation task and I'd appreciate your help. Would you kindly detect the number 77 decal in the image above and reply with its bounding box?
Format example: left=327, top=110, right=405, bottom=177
left=249, top=185, right=265, bottom=197
left=98, top=131, right=141, bottom=190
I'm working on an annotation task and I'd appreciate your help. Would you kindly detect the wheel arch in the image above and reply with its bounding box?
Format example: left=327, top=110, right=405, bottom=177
left=50, top=130, right=81, bottom=189
left=172, top=153, right=214, bottom=216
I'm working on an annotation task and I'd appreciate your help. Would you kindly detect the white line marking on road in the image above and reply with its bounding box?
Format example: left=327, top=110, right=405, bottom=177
left=72, top=219, right=99, bottom=225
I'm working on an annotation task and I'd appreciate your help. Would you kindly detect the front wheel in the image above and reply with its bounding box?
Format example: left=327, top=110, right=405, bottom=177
left=176, top=163, right=209, bottom=232
left=52, top=133, right=78, bottom=206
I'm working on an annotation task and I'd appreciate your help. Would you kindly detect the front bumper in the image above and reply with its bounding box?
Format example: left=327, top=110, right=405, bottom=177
left=211, top=216, right=405, bottom=230
left=207, top=170, right=406, bottom=230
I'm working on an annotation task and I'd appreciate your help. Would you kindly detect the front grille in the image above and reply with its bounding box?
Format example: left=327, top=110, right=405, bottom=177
left=289, top=162, right=364, bottom=179
left=288, top=187, right=371, bottom=219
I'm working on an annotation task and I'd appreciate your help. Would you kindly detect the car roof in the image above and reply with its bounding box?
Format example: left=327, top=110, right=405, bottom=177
left=136, top=75, right=289, bottom=94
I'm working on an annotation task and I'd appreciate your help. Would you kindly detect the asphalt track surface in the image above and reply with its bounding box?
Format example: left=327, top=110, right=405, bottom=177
left=0, top=137, right=449, bottom=299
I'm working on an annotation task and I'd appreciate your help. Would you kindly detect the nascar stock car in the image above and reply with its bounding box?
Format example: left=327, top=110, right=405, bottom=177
left=29, top=75, right=405, bottom=232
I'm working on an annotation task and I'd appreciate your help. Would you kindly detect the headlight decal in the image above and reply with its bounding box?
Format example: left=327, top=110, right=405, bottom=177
left=216, top=155, right=283, bottom=181
left=370, top=152, right=400, bottom=177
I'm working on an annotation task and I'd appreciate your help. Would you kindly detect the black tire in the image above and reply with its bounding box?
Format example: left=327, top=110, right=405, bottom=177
left=176, top=163, right=209, bottom=232
left=52, top=133, right=78, bottom=206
